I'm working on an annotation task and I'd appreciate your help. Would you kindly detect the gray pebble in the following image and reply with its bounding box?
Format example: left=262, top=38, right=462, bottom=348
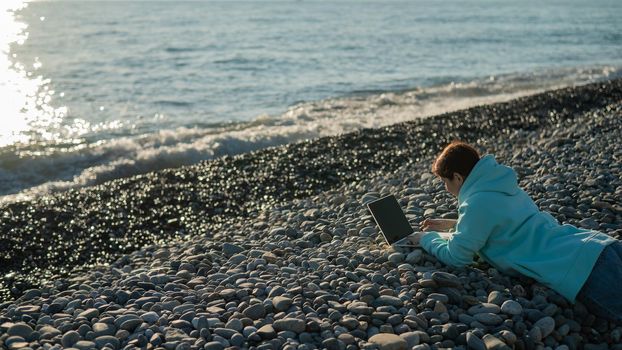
left=243, top=303, right=266, bottom=320
left=388, top=252, right=405, bottom=264
left=474, top=313, right=503, bottom=326
left=273, top=318, right=306, bottom=333
left=203, top=341, right=225, bottom=350
left=74, top=340, right=98, bottom=350
left=61, top=330, right=81, bottom=347
left=466, top=332, right=486, bottom=350
left=222, top=243, right=244, bottom=256
left=141, top=311, right=159, bottom=324
left=431, top=271, right=461, bottom=288
left=534, top=316, right=555, bottom=338
left=500, top=300, right=523, bottom=315
left=225, top=318, right=243, bottom=332
left=7, top=323, right=33, bottom=339
left=77, top=308, right=99, bottom=320
left=94, top=335, right=119, bottom=349
left=375, top=295, right=403, bottom=307
left=272, top=296, right=293, bottom=312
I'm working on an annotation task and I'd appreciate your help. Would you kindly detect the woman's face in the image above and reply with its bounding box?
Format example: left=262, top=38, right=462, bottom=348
left=441, top=173, right=464, bottom=197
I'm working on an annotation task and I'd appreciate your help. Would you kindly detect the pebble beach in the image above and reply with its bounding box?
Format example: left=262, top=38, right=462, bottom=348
left=1, top=79, right=622, bottom=350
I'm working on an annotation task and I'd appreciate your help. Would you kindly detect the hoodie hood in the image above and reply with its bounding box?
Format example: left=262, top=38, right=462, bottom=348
left=458, top=154, right=519, bottom=204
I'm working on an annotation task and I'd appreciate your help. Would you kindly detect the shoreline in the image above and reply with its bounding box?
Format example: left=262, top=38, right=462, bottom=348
left=2, top=65, right=620, bottom=206
left=0, top=78, right=621, bottom=349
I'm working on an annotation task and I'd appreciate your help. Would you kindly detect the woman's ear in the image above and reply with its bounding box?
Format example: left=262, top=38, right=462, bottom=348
left=453, top=172, right=464, bottom=185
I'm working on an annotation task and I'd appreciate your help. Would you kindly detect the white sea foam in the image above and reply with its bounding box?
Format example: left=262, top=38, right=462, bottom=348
left=1, top=65, right=620, bottom=204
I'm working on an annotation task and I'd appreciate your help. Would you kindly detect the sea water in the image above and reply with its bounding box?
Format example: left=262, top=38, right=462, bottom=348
left=1, top=0, right=622, bottom=202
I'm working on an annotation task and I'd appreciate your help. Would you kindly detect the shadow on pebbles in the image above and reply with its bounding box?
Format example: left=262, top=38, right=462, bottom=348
left=0, top=80, right=622, bottom=350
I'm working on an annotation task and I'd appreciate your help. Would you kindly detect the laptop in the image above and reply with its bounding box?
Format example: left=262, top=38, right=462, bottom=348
left=367, top=194, right=420, bottom=247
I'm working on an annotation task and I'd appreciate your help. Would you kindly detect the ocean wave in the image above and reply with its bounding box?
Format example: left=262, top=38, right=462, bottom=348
left=1, top=65, right=620, bottom=204
left=165, top=47, right=201, bottom=53
left=154, top=100, right=194, bottom=107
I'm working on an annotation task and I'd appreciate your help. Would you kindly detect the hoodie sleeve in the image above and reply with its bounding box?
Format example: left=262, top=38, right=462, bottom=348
left=420, top=196, right=495, bottom=267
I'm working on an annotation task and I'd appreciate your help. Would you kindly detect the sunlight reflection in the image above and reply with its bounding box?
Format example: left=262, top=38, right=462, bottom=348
left=0, top=0, right=67, bottom=149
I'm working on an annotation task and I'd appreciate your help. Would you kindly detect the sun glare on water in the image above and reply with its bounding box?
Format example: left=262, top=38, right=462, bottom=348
left=0, top=0, right=67, bottom=149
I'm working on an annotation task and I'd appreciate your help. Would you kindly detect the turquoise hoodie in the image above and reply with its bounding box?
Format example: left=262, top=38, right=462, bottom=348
left=420, top=154, right=615, bottom=302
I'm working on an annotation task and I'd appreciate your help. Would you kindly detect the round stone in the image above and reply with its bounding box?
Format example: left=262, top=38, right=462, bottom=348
left=213, top=328, right=238, bottom=339
left=482, top=334, right=508, bottom=350
left=339, top=317, right=359, bottom=330
left=399, top=332, right=420, bottom=348
left=228, top=254, right=247, bottom=265
left=487, top=291, right=506, bottom=305
left=204, top=341, right=225, bottom=350
left=222, top=243, right=244, bottom=256
left=388, top=252, right=405, bottom=264
left=243, top=303, right=266, bottom=320
left=38, top=325, right=61, bottom=339
left=77, top=308, right=99, bottom=320
left=466, top=332, right=486, bottom=350
left=8, top=341, right=29, bottom=350
left=338, top=333, right=355, bottom=345
left=92, top=322, right=116, bottom=337
left=499, top=330, right=517, bottom=345
left=166, top=329, right=187, bottom=342
left=431, top=271, right=461, bottom=288
left=61, top=330, right=81, bottom=347
left=273, top=318, right=306, bottom=334
left=141, top=311, right=159, bottom=324
left=272, top=296, right=293, bottom=312
left=375, top=295, right=403, bottom=307
left=257, top=325, right=277, bottom=339
left=348, top=302, right=373, bottom=314
left=119, top=318, right=142, bottom=331
left=322, top=338, right=342, bottom=350
left=368, top=333, right=407, bottom=350
left=405, top=250, right=423, bottom=263
left=193, top=316, right=209, bottom=330
left=500, top=300, right=523, bottom=315
left=528, top=326, right=542, bottom=342
left=94, top=335, right=119, bottom=349
left=534, top=316, right=555, bottom=338
left=8, top=323, right=33, bottom=339
left=242, top=326, right=257, bottom=338
left=230, top=333, right=244, bottom=346
left=74, top=340, right=97, bottom=350
left=6, top=336, right=26, bottom=348
left=320, top=232, right=332, bottom=242
left=474, top=313, right=503, bottom=326
left=219, top=289, right=237, bottom=300
left=16, top=305, right=40, bottom=314
left=468, top=303, right=500, bottom=315
left=358, top=285, right=380, bottom=298
left=225, top=318, right=243, bottom=332
left=22, top=289, right=41, bottom=300
left=172, top=320, right=193, bottom=329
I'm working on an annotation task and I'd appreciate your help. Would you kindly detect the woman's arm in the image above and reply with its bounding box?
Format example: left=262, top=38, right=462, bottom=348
left=419, top=197, right=495, bottom=267
left=436, top=231, right=454, bottom=240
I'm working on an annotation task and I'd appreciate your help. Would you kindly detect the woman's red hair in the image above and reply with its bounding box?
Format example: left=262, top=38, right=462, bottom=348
left=432, top=141, right=481, bottom=179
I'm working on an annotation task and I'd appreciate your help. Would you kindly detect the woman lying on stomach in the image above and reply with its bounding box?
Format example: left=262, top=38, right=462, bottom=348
left=409, top=141, right=621, bottom=322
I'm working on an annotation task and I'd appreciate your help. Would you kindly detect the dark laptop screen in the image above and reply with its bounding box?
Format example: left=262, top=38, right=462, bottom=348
left=367, top=195, right=413, bottom=244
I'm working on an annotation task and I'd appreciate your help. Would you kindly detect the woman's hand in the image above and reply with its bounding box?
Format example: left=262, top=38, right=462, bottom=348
left=420, top=218, right=457, bottom=232
left=407, top=231, right=454, bottom=246
left=406, top=231, right=427, bottom=246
